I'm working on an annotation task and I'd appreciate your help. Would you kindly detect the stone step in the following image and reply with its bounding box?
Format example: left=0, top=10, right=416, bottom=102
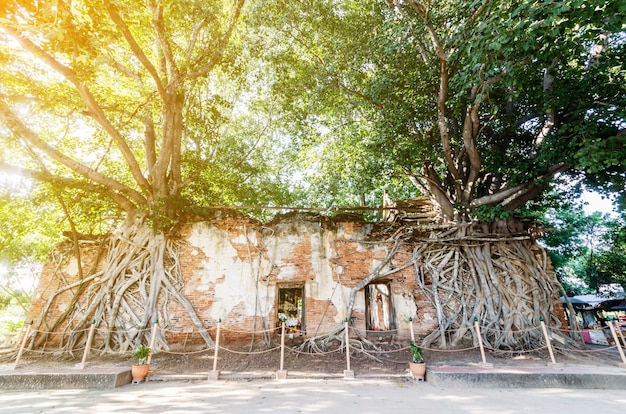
left=0, top=366, right=131, bottom=390
left=426, top=365, right=626, bottom=389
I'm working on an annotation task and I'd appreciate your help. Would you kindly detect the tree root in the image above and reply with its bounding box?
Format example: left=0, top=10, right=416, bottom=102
left=28, top=224, right=214, bottom=354
left=296, top=325, right=383, bottom=362
left=302, top=220, right=578, bottom=353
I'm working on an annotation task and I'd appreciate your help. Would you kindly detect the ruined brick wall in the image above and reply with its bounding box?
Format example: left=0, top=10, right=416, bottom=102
left=26, top=214, right=566, bottom=349
left=26, top=214, right=438, bottom=347
left=25, top=241, right=104, bottom=344
left=173, top=214, right=437, bottom=344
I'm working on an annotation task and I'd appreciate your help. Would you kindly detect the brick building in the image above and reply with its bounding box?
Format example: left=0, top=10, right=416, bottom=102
left=25, top=211, right=566, bottom=350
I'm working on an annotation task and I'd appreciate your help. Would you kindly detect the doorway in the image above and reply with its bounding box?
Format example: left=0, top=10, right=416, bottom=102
left=277, top=285, right=304, bottom=333
left=365, top=282, right=395, bottom=332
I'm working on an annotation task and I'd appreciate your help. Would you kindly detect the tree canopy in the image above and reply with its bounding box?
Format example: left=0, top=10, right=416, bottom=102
left=0, top=0, right=624, bottom=256
left=253, top=0, right=625, bottom=219
left=0, top=0, right=293, bottom=234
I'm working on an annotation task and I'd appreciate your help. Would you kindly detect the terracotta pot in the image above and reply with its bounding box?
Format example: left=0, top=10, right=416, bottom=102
left=131, top=364, right=150, bottom=383
left=409, top=361, right=426, bottom=381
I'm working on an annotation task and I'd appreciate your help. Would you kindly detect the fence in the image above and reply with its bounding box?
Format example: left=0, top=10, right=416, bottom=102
left=6, top=317, right=626, bottom=378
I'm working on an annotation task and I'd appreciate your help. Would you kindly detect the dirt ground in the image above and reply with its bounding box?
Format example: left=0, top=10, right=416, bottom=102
left=2, top=336, right=622, bottom=376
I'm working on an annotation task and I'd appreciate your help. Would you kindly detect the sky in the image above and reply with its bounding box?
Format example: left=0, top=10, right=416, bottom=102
left=581, top=190, right=616, bottom=215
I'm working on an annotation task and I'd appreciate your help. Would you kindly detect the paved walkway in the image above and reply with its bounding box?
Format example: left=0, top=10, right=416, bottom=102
left=1, top=377, right=625, bottom=413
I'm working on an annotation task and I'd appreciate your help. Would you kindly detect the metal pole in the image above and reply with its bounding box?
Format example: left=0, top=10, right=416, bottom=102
left=12, top=322, right=32, bottom=369
left=79, top=321, right=96, bottom=367
left=280, top=321, right=286, bottom=371
left=146, top=320, right=158, bottom=365
left=540, top=318, right=557, bottom=364
left=608, top=321, right=626, bottom=365
left=212, top=319, right=221, bottom=372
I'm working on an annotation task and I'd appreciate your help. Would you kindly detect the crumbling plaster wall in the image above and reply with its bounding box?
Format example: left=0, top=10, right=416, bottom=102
left=177, top=215, right=435, bottom=343
left=25, top=214, right=437, bottom=347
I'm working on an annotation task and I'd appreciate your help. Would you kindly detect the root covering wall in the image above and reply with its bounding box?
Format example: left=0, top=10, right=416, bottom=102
left=26, top=213, right=437, bottom=347
left=26, top=213, right=567, bottom=350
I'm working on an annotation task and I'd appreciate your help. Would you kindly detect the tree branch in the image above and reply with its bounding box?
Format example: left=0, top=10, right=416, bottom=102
left=104, top=0, right=167, bottom=102
left=466, top=0, right=492, bottom=27
left=0, top=99, right=146, bottom=210
left=406, top=163, right=455, bottom=221
left=0, top=160, right=138, bottom=213
left=1, top=24, right=152, bottom=194
left=406, top=0, right=462, bottom=199
left=532, top=59, right=558, bottom=157
left=144, top=113, right=157, bottom=173
left=470, top=163, right=570, bottom=210
left=149, top=0, right=180, bottom=81
left=187, top=0, right=246, bottom=79
left=460, top=101, right=482, bottom=203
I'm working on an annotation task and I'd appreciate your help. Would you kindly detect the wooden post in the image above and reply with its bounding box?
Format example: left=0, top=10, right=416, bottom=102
left=208, top=319, right=221, bottom=379
left=146, top=320, right=158, bottom=366
left=280, top=321, right=286, bottom=371
left=345, top=320, right=351, bottom=371
left=616, top=321, right=626, bottom=348
left=474, top=318, right=491, bottom=367
left=77, top=321, right=96, bottom=369
left=276, top=320, right=287, bottom=379
left=409, top=317, right=415, bottom=343
left=11, top=321, right=32, bottom=370
left=608, top=321, right=626, bottom=366
left=212, top=319, right=221, bottom=372
left=540, top=318, right=557, bottom=365
left=343, top=319, right=354, bottom=378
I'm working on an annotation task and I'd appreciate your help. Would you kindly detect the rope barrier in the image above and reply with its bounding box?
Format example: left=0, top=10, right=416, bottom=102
left=480, top=325, right=543, bottom=334
left=484, top=344, right=549, bottom=353
left=286, top=345, right=345, bottom=356
left=160, top=348, right=212, bottom=355
left=93, top=327, right=152, bottom=336
left=366, top=345, right=410, bottom=353
left=218, top=345, right=281, bottom=355
left=218, top=326, right=279, bottom=335
left=29, top=327, right=91, bottom=335
left=10, top=317, right=625, bottom=372
left=421, top=345, right=479, bottom=352
left=21, top=345, right=87, bottom=355
left=565, top=346, right=620, bottom=354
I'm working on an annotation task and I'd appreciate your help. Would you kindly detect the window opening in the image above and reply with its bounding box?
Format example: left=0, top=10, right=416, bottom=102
left=365, top=282, right=395, bottom=332
left=277, top=286, right=304, bottom=334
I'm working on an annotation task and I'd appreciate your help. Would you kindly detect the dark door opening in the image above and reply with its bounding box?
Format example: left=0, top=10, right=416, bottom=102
left=277, top=286, right=304, bottom=334
left=365, top=282, right=395, bottom=333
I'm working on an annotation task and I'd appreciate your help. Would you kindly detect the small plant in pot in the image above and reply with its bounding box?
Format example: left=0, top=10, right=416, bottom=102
left=131, top=344, right=151, bottom=384
left=408, top=341, right=426, bottom=381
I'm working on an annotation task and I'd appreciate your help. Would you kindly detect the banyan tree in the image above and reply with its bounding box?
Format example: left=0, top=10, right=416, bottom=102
left=1, top=0, right=624, bottom=354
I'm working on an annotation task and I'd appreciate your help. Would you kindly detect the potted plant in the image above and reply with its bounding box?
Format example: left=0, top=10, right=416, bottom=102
left=131, top=344, right=151, bottom=383
left=408, top=341, right=426, bottom=381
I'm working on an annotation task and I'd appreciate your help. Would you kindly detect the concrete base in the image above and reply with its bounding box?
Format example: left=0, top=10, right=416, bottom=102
left=428, top=365, right=626, bottom=389
left=0, top=367, right=131, bottom=390
left=618, top=363, right=626, bottom=369
left=275, top=370, right=287, bottom=379
left=343, top=370, right=354, bottom=379
left=207, top=370, right=220, bottom=380
left=74, top=363, right=86, bottom=369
